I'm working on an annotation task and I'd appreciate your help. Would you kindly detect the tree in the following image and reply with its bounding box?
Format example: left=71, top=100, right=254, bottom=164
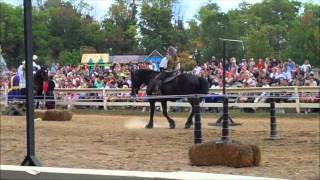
left=242, top=0, right=300, bottom=59
left=196, top=2, right=227, bottom=63
left=59, top=49, right=81, bottom=66
left=101, top=0, right=139, bottom=54
left=0, top=3, right=24, bottom=68
left=282, top=3, right=319, bottom=65
left=139, top=0, right=175, bottom=53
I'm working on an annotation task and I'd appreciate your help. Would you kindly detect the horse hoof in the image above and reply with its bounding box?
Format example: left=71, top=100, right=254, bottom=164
left=184, top=124, right=192, bottom=129
left=145, top=124, right=153, bottom=129
left=169, top=124, right=175, bottom=129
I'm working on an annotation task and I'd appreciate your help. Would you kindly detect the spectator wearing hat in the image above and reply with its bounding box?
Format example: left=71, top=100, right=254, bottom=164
left=32, top=55, right=41, bottom=74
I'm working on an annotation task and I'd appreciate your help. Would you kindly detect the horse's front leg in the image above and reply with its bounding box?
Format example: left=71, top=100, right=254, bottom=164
left=185, top=100, right=194, bottom=129
left=146, top=101, right=155, bottom=128
left=35, top=89, right=41, bottom=109
left=161, top=101, right=175, bottom=129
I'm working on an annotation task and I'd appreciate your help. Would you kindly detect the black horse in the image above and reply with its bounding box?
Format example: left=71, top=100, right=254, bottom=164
left=130, top=69, right=209, bottom=129
left=34, top=66, right=49, bottom=108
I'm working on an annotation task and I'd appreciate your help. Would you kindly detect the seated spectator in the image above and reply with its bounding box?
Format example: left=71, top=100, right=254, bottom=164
left=256, top=58, right=265, bottom=70
left=301, top=59, right=311, bottom=77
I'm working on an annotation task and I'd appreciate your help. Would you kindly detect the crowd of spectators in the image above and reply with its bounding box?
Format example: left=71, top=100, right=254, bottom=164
left=193, top=57, right=318, bottom=88
left=1, top=56, right=319, bottom=91
left=1, top=56, right=319, bottom=110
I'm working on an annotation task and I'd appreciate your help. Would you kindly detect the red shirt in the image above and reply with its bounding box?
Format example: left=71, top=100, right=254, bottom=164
left=257, top=62, right=265, bottom=70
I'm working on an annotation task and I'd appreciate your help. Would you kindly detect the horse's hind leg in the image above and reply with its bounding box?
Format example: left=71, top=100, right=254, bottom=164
left=146, top=101, right=155, bottom=129
left=185, top=101, right=194, bottom=129
left=161, top=101, right=175, bottom=129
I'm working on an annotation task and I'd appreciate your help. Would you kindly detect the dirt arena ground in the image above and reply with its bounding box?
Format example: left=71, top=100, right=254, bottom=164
left=1, top=112, right=319, bottom=180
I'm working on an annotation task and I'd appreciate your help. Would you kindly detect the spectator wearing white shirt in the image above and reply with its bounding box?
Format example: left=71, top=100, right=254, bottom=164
left=193, top=65, right=201, bottom=75
left=159, top=57, right=168, bottom=72
left=301, top=59, right=311, bottom=77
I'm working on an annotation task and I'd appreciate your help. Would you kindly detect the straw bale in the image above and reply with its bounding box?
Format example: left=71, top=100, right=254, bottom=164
left=34, top=110, right=45, bottom=119
left=42, top=110, right=72, bottom=121
left=189, top=140, right=260, bottom=168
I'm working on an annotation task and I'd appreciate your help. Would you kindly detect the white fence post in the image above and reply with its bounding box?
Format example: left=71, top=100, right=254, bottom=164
left=2, top=89, right=8, bottom=107
left=103, top=89, right=107, bottom=110
left=51, top=87, right=319, bottom=111
left=294, top=86, right=300, bottom=113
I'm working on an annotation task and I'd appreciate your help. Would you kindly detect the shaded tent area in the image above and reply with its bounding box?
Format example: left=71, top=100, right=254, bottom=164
left=110, top=55, right=145, bottom=64
left=81, top=54, right=109, bottom=69
left=80, top=50, right=164, bottom=71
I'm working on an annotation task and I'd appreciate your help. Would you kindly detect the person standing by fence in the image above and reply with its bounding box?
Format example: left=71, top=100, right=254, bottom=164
left=8, top=68, right=20, bottom=100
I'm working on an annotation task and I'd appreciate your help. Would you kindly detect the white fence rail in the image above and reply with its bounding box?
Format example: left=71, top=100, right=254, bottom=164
left=1, top=86, right=319, bottom=113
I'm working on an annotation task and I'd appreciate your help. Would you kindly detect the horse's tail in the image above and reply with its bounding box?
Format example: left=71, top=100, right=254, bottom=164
left=198, top=77, right=209, bottom=94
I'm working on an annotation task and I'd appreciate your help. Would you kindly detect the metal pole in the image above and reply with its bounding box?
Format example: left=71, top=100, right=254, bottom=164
left=21, top=0, right=41, bottom=166
left=194, top=95, right=202, bottom=144
left=269, top=99, right=278, bottom=138
left=222, top=41, right=226, bottom=95
left=221, top=41, right=230, bottom=142
left=209, top=38, right=241, bottom=127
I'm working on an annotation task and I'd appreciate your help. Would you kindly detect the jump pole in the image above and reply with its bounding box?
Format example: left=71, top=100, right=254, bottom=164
left=193, top=94, right=202, bottom=144
left=21, top=0, right=41, bottom=166
left=265, top=97, right=282, bottom=140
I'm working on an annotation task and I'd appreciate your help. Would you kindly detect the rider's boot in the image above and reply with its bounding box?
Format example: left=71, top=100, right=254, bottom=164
left=153, top=81, right=162, bottom=95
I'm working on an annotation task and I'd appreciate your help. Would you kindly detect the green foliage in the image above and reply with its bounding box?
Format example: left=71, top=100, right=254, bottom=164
left=139, top=0, right=174, bottom=53
left=59, top=49, right=81, bottom=66
left=282, top=3, right=320, bottom=65
left=0, top=0, right=319, bottom=68
left=101, top=0, right=138, bottom=54
left=0, top=3, right=24, bottom=68
left=179, top=51, right=196, bottom=71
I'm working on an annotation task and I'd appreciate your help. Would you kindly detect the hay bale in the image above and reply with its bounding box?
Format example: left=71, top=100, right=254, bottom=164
left=42, top=110, right=72, bottom=121
left=34, top=110, right=45, bottom=119
left=189, top=140, right=261, bottom=168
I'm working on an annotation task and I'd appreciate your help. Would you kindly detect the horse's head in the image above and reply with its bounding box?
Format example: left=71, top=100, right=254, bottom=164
left=130, top=70, right=141, bottom=96
left=38, top=66, right=49, bottom=81
left=34, top=66, right=48, bottom=87
left=130, top=69, right=159, bottom=96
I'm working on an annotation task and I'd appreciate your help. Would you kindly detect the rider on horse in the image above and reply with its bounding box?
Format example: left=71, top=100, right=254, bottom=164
left=152, top=46, right=180, bottom=95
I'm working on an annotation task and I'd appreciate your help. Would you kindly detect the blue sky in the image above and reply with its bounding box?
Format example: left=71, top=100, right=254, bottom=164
left=2, top=0, right=319, bottom=22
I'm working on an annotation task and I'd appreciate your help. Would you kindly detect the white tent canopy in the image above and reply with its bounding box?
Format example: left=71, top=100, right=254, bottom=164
left=0, top=47, right=8, bottom=74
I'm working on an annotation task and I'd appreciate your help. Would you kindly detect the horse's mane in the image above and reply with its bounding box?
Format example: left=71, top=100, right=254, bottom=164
left=133, top=69, right=158, bottom=79
left=135, top=68, right=157, bottom=74
left=131, top=69, right=159, bottom=88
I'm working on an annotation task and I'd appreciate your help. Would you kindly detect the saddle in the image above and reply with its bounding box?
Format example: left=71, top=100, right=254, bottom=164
left=163, top=71, right=181, bottom=84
